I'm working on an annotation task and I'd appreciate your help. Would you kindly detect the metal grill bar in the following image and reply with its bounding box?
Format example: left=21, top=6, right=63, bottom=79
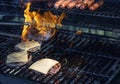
left=0, top=29, right=120, bottom=84
left=0, top=32, right=21, bottom=38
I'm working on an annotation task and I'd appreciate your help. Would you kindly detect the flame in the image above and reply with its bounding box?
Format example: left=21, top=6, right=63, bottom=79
left=22, top=2, right=66, bottom=41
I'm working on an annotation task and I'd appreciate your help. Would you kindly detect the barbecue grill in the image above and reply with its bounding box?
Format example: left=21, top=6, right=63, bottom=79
left=0, top=0, right=120, bottom=84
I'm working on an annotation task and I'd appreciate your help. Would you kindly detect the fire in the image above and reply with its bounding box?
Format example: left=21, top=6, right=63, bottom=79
left=22, top=2, right=66, bottom=41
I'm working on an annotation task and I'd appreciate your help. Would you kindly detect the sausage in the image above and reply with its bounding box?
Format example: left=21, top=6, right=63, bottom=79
left=60, top=0, right=72, bottom=8
left=76, top=3, right=82, bottom=8
left=54, top=0, right=64, bottom=9
left=77, top=0, right=83, bottom=3
left=67, top=1, right=78, bottom=9
left=30, top=0, right=50, bottom=2
left=87, top=0, right=95, bottom=7
left=89, top=0, right=104, bottom=11
left=48, top=63, right=61, bottom=75
left=80, top=3, right=87, bottom=10
left=76, top=0, right=83, bottom=8
left=83, top=0, right=90, bottom=4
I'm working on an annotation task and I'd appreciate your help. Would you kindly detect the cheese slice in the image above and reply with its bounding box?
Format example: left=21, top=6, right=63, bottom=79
left=15, top=41, right=41, bottom=51
left=29, top=58, right=59, bottom=74
left=6, top=51, right=28, bottom=64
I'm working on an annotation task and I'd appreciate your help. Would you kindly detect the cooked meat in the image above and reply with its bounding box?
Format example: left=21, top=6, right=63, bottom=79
left=6, top=51, right=32, bottom=67
left=77, top=0, right=94, bottom=10
left=60, top=0, right=72, bottom=8
left=76, top=3, right=83, bottom=8
left=79, top=3, right=87, bottom=10
left=83, top=0, right=90, bottom=4
left=48, top=63, right=61, bottom=75
left=77, top=0, right=83, bottom=3
left=6, top=51, right=28, bottom=63
left=27, top=28, right=53, bottom=41
left=15, top=41, right=41, bottom=52
left=85, top=0, right=94, bottom=7
left=89, top=0, right=104, bottom=11
left=67, top=1, right=78, bottom=9
left=54, top=0, right=65, bottom=9
left=29, top=58, right=61, bottom=75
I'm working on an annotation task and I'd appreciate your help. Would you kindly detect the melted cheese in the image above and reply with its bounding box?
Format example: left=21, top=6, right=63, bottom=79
left=29, top=58, right=59, bottom=74
left=15, top=41, right=41, bottom=51
left=6, top=51, right=28, bottom=63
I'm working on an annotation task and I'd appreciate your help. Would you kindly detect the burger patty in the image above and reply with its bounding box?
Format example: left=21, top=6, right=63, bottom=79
left=48, top=63, right=61, bottom=75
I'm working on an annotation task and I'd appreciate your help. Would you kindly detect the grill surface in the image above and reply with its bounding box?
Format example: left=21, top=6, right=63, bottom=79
left=48, top=0, right=120, bottom=19
left=0, top=29, right=120, bottom=84
left=0, top=0, right=120, bottom=84
left=0, top=0, right=120, bottom=18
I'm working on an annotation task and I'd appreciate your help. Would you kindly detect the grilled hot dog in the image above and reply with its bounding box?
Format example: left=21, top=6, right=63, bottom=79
left=54, top=0, right=64, bottom=9
left=87, top=0, right=95, bottom=7
left=83, top=0, right=90, bottom=4
left=76, top=0, right=83, bottom=8
left=89, top=0, right=104, bottom=11
left=60, top=0, right=72, bottom=8
left=80, top=3, right=87, bottom=10
left=76, top=3, right=82, bottom=8
left=67, top=1, right=78, bottom=9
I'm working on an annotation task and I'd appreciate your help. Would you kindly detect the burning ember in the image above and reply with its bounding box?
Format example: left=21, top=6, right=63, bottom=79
left=22, top=2, right=66, bottom=41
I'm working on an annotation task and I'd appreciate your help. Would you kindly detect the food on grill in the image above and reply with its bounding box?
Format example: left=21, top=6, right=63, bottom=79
left=83, top=0, right=90, bottom=4
left=6, top=51, right=32, bottom=67
left=80, top=3, right=87, bottom=10
left=89, top=0, right=104, bottom=11
left=60, top=0, right=72, bottom=8
left=77, top=0, right=83, bottom=3
left=6, top=51, right=28, bottom=63
left=87, top=0, right=95, bottom=7
left=76, top=0, right=83, bottom=8
left=48, top=62, right=61, bottom=75
left=22, top=2, right=65, bottom=41
left=67, top=1, right=78, bottom=9
left=29, top=0, right=50, bottom=1
left=76, top=3, right=83, bottom=8
left=29, top=58, right=61, bottom=75
left=54, top=0, right=103, bottom=10
left=15, top=41, right=41, bottom=52
left=76, top=0, right=89, bottom=10
left=27, top=28, right=54, bottom=41
left=54, top=0, right=64, bottom=9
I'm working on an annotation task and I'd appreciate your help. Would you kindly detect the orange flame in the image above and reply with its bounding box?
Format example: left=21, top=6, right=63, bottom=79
left=22, top=2, right=66, bottom=41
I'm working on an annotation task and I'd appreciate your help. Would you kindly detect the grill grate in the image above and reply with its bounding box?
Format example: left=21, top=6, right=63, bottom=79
left=0, top=0, right=120, bottom=18
left=0, top=30, right=120, bottom=84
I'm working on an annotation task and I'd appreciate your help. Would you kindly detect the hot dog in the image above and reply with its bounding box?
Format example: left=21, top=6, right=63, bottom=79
left=83, top=0, right=90, bottom=4
left=80, top=3, right=87, bottom=10
left=77, top=0, right=83, bottom=3
left=76, top=3, right=82, bottom=8
left=29, top=0, right=50, bottom=2
left=54, top=0, right=64, bottom=9
left=60, top=0, right=72, bottom=8
left=89, top=0, right=104, bottom=11
left=87, top=0, right=95, bottom=7
left=67, top=1, right=78, bottom=9
left=76, top=0, right=83, bottom=8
